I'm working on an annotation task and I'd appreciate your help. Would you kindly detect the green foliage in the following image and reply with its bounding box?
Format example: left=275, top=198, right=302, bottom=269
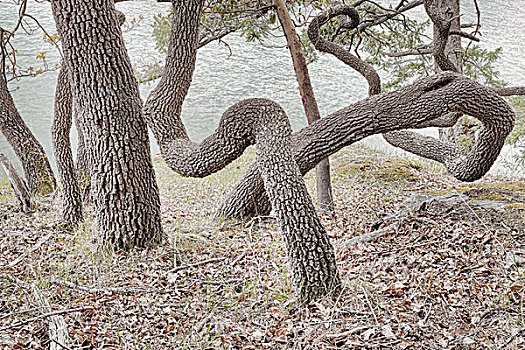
left=300, top=2, right=505, bottom=92
left=362, top=17, right=432, bottom=90
left=152, top=12, right=172, bottom=55
left=148, top=0, right=525, bottom=168
left=151, top=1, right=276, bottom=52
left=150, top=1, right=334, bottom=55
left=506, top=96, right=525, bottom=169
left=463, top=46, right=506, bottom=87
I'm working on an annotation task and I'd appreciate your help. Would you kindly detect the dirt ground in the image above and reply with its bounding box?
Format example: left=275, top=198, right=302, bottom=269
left=1, top=145, right=524, bottom=349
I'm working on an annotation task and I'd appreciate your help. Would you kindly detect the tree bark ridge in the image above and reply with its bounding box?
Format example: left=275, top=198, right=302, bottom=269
left=273, top=0, right=334, bottom=213
left=217, top=72, right=515, bottom=219
left=52, top=0, right=163, bottom=249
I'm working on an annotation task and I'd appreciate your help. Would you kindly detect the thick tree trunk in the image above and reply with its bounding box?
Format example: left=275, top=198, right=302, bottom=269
left=143, top=1, right=513, bottom=302
left=0, top=73, right=56, bottom=195
left=217, top=73, right=515, bottom=219
left=51, top=0, right=163, bottom=249
left=143, top=0, right=340, bottom=301
left=52, top=65, right=83, bottom=227
left=273, top=0, right=334, bottom=213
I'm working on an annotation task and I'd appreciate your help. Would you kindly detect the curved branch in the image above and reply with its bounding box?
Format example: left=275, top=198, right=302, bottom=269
left=143, top=1, right=515, bottom=301
left=424, top=0, right=459, bottom=72
left=307, top=4, right=381, bottom=95
left=218, top=73, right=515, bottom=219
left=144, top=0, right=340, bottom=302
left=307, top=3, right=505, bottom=187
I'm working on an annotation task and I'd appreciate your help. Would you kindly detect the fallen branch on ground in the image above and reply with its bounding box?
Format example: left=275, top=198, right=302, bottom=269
left=31, top=283, right=70, bottom=350
left=0, top=306, right=94, bottom=332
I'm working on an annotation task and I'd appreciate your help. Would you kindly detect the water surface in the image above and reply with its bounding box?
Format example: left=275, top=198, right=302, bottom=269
left=0, top=0, right=523, bottom=178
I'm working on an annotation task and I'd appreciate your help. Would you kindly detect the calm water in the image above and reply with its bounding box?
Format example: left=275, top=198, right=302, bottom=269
left=0, top=0, right=524, bottom=178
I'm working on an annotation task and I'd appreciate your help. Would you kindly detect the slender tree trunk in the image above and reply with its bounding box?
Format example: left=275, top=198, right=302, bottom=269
left=52, top=64, right=83, bottom=227
left=431, top=0, right=463, bottom=143
left=272, top=0, right=334, bottom=213
left=51, top=0, right=163, bottom=249
left=0, top=153, right=31, bottom=213
left=0, top=72, right=56, bottom=195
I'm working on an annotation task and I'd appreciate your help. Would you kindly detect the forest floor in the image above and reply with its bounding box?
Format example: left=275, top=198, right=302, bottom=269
left=0, top=144, right=524, bottom=350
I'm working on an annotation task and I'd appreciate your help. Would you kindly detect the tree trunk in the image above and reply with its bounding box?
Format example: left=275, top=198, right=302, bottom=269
left=217, top=73, right=515, bottom=220
left=429, top=0, right=463, bottom=143
left=52, top=64, right=83, bottom=227
left=51, top=0, right=163, bottom=249
left=0, top=73, right=56, bottom=195
left=143, top=0, right=341, bottom=301
left=273, top=0, right=334, bottom=213
left=0, top=153, right=31, bottom=213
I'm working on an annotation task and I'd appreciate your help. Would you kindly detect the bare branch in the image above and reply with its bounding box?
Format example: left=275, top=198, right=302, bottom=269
left=358, top=0, right=424, bottom=32
left=383, top=47, right=432, bottom=57
left=449, top=29, right=480, bottom=42
left=308, top=4, right=381, bottom=95
left=495, top=87, right=525, bottom=96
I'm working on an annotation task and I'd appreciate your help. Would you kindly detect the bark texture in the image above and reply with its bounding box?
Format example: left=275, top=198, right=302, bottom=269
left=307, top=3, right=506, bottom=188
left=427, top=0, right=463, bottom=143
left=74, top=107, right=91, bottom=203
left=0, top=153, right=31, bottom=213
left=426, top=0, right=461, bottom=74
left=144, top=0, right=340, bottom=302
left=0, top=73, right=56, bottom=195
left=308, top=5, right=381, bottom=96
left=273, top=0, right=334, bottom=213
left=217, top=72, right=515, bottom=219
left=51, top=0, right=162, bottom=249
left=52, top=65, right=83, bottom=227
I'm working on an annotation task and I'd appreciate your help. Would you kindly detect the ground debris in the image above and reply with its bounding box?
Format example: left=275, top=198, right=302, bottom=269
left=1, top=146, right=524, bottom=349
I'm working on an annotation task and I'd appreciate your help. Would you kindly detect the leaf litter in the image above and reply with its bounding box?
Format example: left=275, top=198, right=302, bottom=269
left=0, top=145, right=524, bottom=349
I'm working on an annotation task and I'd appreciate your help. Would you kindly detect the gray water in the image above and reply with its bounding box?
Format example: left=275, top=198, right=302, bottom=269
left=0, top=0, right=524, bottom=178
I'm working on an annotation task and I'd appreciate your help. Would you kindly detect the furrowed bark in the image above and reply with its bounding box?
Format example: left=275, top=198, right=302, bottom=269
left=307, top=3, right=503, bottom=189
left=273, top=0, right=334, bottom=213
left=51, top=0, right=162, bottom=249
left=0, top=73, right=56, bottom=195
left=162, top=98, right=343, bottom=301
left=74, top=108, right=91, bottom=203
left=143, top=1, right=203, bottom=147
left=52, top=64, right=83, bottom=227
left=144, top=0, right=341, bottom=301
left=426, top=0, right=463, bottom=143
left=145, top=1, right=514, bottom=301
left=217, top=72, right=515, bottom=219
left=425, top=0, right=460, bottom=74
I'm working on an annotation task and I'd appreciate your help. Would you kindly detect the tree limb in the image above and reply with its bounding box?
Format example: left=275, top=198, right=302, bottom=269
left=0, top=306, right=94, bottom=332
left=495, top=86, right=525, bottom=96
